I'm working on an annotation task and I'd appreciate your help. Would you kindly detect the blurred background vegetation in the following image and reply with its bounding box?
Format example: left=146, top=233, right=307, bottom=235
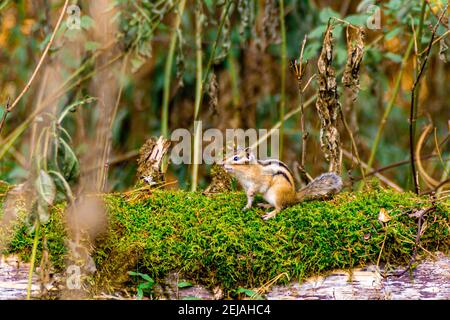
left=0, top=0, right=448, bottom=194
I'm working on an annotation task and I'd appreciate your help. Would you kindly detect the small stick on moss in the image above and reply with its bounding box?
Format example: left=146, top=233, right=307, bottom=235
left=376, top=227, right=388, bottom=274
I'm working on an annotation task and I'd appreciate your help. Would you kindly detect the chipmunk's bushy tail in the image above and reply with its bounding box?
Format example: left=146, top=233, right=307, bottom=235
left=296, top=173, right=343, bottom=201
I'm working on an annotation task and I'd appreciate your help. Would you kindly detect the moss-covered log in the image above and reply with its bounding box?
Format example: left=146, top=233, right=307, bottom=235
left=1, top=187, right=449, bottom=296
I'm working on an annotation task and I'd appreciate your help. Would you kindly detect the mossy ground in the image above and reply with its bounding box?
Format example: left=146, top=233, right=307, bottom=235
left=1, top=185, right=449, bottom=297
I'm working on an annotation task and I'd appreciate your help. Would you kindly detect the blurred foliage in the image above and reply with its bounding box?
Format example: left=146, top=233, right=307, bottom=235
left=0, top=0, right=448, bottom=193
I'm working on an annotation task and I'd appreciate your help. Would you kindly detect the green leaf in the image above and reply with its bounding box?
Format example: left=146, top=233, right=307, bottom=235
left=139, top=282, right=155, bottom=290
left=385, top=27, right=402, bottom=41
left=37, top=200, right=50, bottom=224
left=39, top=34, right=52, bottom=52
left=84, top=41, right=100, bottom=52
left=303, top=42, right=321, bottom=60
left=36, top=170, right=56, bottom=205
left=48, top=170, right=74, bottom=202
left=344, top=14, right=370, bottom=26
left=178, top=281, right=193, bottom=288
left=385, top=52, right=402, bottom=63
left=336, top=46, right=347, bottom=65
left=308, top=25, right=327, bottom=39
left=136, top=287, right=144, bottom=300
left=236, top=288, right=256, bottom=297
left=128, top=271, right=153, bottom=283
left=58, top=97, right=96, bottom=124
left=319, top=7, right=340, bottom=23
left=81, top=15, right=95, bottom=30
left=138, top=43, right=152, bottom=59
left=131, top=57, right=145, bottom=73
left=59, top=138, right=80, bottom=181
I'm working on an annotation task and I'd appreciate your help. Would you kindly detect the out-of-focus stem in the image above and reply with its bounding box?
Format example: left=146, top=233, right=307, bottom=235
left=161, top=0, right=186, bottom=138
left=26, top=221, right=40, bottom=300
left=191, top=0, right=203, bottom=192
left=279, top=0, right=287, bottom=158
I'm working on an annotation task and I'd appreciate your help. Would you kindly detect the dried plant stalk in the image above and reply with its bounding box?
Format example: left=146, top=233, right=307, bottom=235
left=316, top=23, right=341, bottom=174
left=262, top=0, right=280, bottom=49
left=342, top=26, right=365, bottom=101
left=137, top=136, right=171, bottom=185
left=341, top=25, right=366, bottom=182
left=208, top=71, right=219, bottom=117
left=204, top=164, right=232, bottom=194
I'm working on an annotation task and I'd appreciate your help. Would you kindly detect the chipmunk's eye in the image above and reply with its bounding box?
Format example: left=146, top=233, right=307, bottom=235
left=233, top=156, right=239, bottom=161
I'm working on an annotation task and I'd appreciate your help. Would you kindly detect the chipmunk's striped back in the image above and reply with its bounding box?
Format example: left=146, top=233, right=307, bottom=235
left=257, top=159, right=295, bottom=187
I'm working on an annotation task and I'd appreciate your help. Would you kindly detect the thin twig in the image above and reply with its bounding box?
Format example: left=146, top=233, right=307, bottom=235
left=292, top=35, right=310, bottom=182
left=353, top=154, right=445, bottom=181
left=418, top=30, right=450, bottom=55
left=342, top=149, right=403, bottom=192
left=383, top=206, right=436, bottom=278
left=339, top=106, right=366, bottom=183
left=425, top=0, right=449, bottom=29
left=421, top=178, right=450, bottom=195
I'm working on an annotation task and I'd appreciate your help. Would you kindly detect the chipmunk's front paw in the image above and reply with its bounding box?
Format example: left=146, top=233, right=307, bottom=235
left=257, top=203, right=273, bottom=209
left=262, top=210, right=279, bottom=220
left=242, top=205, right=251, bottom=211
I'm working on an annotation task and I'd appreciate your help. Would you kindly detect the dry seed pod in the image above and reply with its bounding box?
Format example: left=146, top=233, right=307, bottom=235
left=316, top=22, right=342, bottom=174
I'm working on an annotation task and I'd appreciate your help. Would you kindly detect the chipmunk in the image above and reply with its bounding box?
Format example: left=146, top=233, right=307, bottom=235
left=222, top=148, right=343, bottom=220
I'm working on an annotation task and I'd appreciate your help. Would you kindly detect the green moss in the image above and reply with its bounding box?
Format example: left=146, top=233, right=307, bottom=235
left=2, top=187, right=449, bottom=296
left=4, top=204, right=67, bottom=270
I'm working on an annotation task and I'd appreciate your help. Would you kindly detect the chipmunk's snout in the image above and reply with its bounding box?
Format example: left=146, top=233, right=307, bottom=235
left=222, top=162, right=234, bottom=173
left=223, top=165, right=233, bottom=173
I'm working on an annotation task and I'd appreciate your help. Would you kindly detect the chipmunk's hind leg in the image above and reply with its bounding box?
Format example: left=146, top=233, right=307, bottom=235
left=261, top=187, right=282, bottom=220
